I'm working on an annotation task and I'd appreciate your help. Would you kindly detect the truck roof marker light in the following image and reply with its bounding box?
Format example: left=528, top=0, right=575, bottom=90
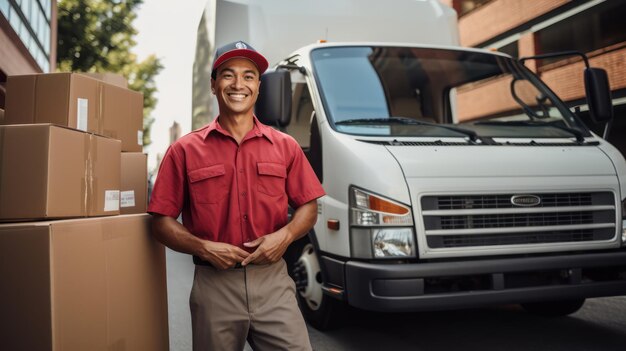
left=318, top=39, right=327, bottom=43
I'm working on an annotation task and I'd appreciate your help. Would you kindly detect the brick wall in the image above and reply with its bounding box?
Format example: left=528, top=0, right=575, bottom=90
left=541, top=46, right=626, bottom=102
left=456, top=47, right=626, bottom=121
left=458, top=0, right=571, bottom=47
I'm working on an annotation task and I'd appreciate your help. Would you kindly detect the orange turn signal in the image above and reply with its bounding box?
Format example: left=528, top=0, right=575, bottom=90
left=368, top=196, right=409, bottom=215
left=327, top=219, right=340, bottom=230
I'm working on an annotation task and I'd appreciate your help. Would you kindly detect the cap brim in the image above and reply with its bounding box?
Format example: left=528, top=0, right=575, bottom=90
left=212, top=49, right=269, bottom=75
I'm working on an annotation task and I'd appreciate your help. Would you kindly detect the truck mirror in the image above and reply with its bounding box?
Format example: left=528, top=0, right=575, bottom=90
left=585, top=67, right=613, bottom=124
left=255, top=70, right=292, bottom=128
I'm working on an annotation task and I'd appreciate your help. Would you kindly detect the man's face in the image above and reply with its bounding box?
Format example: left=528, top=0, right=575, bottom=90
left=211, top=58, right=261, bottom=117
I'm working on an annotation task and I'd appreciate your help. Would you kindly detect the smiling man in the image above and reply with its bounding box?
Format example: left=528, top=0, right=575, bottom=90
left=148, top=41, right=324, bottom=350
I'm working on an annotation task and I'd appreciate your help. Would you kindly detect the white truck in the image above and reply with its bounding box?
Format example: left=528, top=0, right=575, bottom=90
left=202, top=0, right=626, bottom=329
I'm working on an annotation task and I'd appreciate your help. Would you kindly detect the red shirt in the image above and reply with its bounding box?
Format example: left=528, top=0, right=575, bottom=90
left=148, top=116, right=325, bottom=248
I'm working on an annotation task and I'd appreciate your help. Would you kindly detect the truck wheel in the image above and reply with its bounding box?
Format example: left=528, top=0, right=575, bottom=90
left=521, top=299, right=585, bottom=317
left=288, top=239, right=344, bottom=330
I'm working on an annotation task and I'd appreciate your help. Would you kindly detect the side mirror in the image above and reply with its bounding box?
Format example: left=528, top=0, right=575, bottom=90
left=584, top=67, right=613, bottom=124
left=255, top=70, right=292, bottom=128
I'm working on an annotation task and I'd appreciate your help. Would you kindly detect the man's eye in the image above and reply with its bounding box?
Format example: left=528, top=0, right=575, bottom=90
left=223, top=73, right=233, bottom=79
left=245, top=75, right=254, bottom=80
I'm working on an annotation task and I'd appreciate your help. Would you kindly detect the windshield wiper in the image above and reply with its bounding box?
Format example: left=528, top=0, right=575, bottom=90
left=474, top=120, right=585, bottom=143
left=335, top=117, right=489, bottom=144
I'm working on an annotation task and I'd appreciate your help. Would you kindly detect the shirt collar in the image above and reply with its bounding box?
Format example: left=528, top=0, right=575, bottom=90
left=202, top=115, right=274, bottom=144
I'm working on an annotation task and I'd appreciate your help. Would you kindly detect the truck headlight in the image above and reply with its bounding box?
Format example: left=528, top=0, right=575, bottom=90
left=349, top=187, right=416, bottom=259
left=372, top=228, right=415, bottom=258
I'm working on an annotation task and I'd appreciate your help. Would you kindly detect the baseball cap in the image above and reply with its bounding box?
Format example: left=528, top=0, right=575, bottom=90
left=211, top=41, right=269, bottom=79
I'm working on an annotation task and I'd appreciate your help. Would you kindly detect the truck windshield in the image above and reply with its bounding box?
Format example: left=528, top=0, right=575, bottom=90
left=310, top=46, right=590, bottom=139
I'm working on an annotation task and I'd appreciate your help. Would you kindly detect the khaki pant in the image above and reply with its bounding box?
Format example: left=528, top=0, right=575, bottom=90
left=189, top=259, right=312, bottom=351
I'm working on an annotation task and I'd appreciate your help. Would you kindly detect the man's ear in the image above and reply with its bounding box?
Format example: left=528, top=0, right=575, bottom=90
left=211, top=78, right=216, bottom=94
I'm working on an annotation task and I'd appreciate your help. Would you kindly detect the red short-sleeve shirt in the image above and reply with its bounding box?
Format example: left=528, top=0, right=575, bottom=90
left=148, top=116, right=325, bottom=249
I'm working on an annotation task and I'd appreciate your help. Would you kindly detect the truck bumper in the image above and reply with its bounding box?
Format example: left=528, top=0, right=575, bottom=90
left=334, top=251, right=626, bottom=312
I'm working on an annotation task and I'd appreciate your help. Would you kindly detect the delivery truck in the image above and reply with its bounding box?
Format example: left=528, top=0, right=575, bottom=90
left=202, top=0, right=626, bottom=329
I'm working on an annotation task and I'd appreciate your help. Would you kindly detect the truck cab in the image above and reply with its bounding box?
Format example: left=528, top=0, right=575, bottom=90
left=255, top=42, right=626, bottom=329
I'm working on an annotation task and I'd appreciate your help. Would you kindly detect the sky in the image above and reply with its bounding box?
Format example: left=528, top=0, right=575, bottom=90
left=133, top=0, right=208, bottom=172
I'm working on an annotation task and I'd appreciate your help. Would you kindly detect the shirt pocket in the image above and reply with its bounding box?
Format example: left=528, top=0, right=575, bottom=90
left=188, top=164, right=228, bottom=204
left=257, top=162, right=287, bottom=197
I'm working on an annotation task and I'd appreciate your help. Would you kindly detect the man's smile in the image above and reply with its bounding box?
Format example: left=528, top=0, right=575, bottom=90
left=227, top=92, right=249, bottom=101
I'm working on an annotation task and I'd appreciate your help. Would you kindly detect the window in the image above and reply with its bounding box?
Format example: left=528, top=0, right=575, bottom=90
left=2, top=0, right=52, bottom=72
left=536, top=1, right=626, bottom=69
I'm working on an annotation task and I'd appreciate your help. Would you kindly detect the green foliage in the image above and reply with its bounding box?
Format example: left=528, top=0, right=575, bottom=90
left=57, top=0, right=162, bottom=147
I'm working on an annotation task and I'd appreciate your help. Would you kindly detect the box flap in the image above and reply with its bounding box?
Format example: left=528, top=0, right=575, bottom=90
left=3, top=75, right=37, bottom=124
left=88, top=134, right=121, bottom=216
left=47, top=125, right=89, bottom=217
left=0, top=125, right=50, bottom=219
left=35, top=73, right=73, bottom=126
left=50, top=219, right=109, bottom=350
left=0, top=224, right=53, bottom=350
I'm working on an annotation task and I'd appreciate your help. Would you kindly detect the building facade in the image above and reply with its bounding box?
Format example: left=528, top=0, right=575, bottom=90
left=442, top=0, right=626, bottom=153
left=0, top=0, right=57, bottom=111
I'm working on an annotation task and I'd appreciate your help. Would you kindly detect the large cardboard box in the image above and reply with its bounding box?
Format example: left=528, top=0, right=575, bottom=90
left=0, top=124, right=121, bottom=220
left=3, top=72, right=143, bottom=152
left=79, top=72, right=128, bottom=88
left=121, top=152, right=148, bottom=214
left=0, top=214, right=169, bottom=351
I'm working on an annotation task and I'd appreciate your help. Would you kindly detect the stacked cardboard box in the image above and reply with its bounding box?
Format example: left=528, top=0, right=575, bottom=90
left=0, top=72, right=165, bottom=350
left=0, top=215, right=169, bottom=350
left=0, top=124, right=121, bottom=220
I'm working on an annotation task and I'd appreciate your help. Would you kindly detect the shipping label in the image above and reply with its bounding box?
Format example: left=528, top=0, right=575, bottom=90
left=77, top=98, right=89, bottom=131
left=104, top=190, right=121, bottom=211
left=120, top=190, right=136, bottom=208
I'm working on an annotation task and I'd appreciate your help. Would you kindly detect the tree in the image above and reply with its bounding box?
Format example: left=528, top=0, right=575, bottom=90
left=56, top=0, right=162, bottom=146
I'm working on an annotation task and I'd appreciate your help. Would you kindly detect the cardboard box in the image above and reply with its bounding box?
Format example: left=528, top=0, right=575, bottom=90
left=79, top=72, right=128, bottom=88
left=0, top=214, right=169, bottom=351
left=0, top=124, right=121, bottom=220
left=3, top=72, right=143, bottom=152
left=121, top=152, right=148, bottom=214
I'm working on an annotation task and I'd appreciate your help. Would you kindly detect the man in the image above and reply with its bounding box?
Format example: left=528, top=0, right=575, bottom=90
left=148, top=41, right=324, bottom=350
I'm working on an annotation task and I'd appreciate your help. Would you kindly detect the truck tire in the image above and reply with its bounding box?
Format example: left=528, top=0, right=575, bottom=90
left=521, top=299, right=585, bottom=317
left=285, top=236, right=344, bottom=330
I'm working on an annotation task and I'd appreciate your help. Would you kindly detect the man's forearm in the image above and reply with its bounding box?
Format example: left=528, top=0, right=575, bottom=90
left=285, top=200, right=318, bottom=242
left=151, top=214, right=204, bottom=256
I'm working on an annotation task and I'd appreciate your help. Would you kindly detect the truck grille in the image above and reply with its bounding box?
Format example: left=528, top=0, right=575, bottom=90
left=421, top=192, right=616, bottom=249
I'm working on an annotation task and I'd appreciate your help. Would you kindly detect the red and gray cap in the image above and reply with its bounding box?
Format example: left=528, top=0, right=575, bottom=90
left=211, top=40, right=269, bottom=79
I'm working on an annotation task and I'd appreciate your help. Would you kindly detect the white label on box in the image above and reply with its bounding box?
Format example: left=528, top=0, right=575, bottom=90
left=77, top=98, right=89, bottom=131
left=137, top=130, right=144, bottom=146
left=104, top=190, right=120, bottom=211
left=120, top=190, right=136, bottom=208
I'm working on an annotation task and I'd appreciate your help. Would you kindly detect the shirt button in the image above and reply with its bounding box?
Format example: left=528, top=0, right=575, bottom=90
left=241, top=191, right=247, bottom=196
left=239, top=168, right=244, bottom=173
left=243, top=214, right=248, bottom=220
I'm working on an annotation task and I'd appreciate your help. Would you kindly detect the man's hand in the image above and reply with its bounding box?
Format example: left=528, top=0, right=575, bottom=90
left=151, top=214, right=249, bottom=270
left=242, top=200, right=318, bottom=266
left=198, top=240, right=251, bottom=270
left=242, top=228, right=292, bottom=266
